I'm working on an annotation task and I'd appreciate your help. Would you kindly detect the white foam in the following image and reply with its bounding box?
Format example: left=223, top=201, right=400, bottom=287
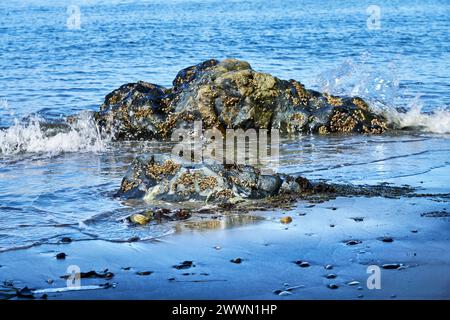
left=374, top=99, right=450, bottom=134
left=0, top=112, right=107, bottom=155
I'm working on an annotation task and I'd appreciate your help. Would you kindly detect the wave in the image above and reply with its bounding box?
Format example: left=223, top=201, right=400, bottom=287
left=0, top=111, right=107, bottom=155
left=314, top=57, right=450, bottom=134
left=370, top=99, right=450, bottom=134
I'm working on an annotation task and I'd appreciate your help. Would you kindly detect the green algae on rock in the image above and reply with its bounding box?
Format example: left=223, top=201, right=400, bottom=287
left=95, top=59, right=388, bottom=140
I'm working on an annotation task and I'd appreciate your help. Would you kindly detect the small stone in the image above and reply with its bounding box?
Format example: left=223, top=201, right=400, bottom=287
left=214, top=246, right=221, bottom=250
left=351, top=217, right=364, bottom=222
left=46, top=279, right=53, bottom=284
left=357, top=294, right=364, bottom=298
left=173, top=261, right=195, bottom=270
left=136, top=271, right=153, bottom=276
left=60, top=237, right=72, bottom=244
left=329, top=224, right=335, bottom=228
left=381, top=237, right=394, bottom=243
left=121, top=267, right=131, bottom=271
left=280, top=216, right=293, bottom=224
left=382, top=263, right=403, bottom=270
left=325, top=264, right=334, bottom=270
left=327, top=284, right=339, bottom=289
left=230, top=258, right=242, bottom=264
left=411, top=230, right=418, bottom=233
left=56, top=252, right=67, bottom=260
left=168, top=278, right=176, bottom=281
left=326, top=274, right=337, bottom=279
left=129, top=213, right=150, bottom=225
left=295, top=261, right=310, bottom=268
left=345, top=240, right=362, bottom=246
left=347, top=280, right=360, bottom=286
left=278, top=291, right=293, bottom=296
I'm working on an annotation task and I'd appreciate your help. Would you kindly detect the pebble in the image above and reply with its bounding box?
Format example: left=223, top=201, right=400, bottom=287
left=46, top=279, right=53, bottom=284
left=56, top=252, right=67, bottom=260
left=327, top=284, right=339, bottom=289
left=295, top=261, right=310, bottom=268
left=278, top=291, right=293, bottom=296
left=230, top=258, right=242, bottom=264
left=326, top=274, right=337, bottom=279
left=351, top=217, right=364, bottom=222
left=136, top=271, right=153, bottom=276
left=381, top=237, right=394, bottom=243
left=329, top=224, right=335, bottom=228
left=345, top=240, right=362, bottom=246
left=382, top=263, right=403, bottom=270
left=280, top=216, right=293, bottom=224
left=214, top=246, right=221, bottom=250
left=173, top=261, right=195, bottom=270
left=325, top=264, right=334, bottom=270
left=60, top=237, right=72, bottom=244
left=121, top=267, right=131, bottom=271
left=129, top=213, right=150, bottom=225
left=347, top=281, right=360, bottom=286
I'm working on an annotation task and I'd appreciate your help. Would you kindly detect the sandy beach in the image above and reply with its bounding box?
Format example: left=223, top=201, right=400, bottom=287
left=2, top=186, right=449, bottom=299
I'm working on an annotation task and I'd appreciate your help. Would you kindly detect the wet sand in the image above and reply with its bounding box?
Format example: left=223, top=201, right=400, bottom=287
left=1, top=193, right=449, bottom=300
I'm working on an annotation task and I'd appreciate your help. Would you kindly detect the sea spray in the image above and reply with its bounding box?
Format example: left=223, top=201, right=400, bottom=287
left=315, top=57, right=450, bottom=134
left=0, top=111, right=108, bottom=155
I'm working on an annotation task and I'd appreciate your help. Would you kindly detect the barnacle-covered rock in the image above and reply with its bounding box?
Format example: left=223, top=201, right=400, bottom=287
left=95, top=59, right=388, bottom=140
left=115, top=155, right=314, bottom=202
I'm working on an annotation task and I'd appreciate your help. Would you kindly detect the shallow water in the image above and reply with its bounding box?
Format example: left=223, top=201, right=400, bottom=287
left=0, top=0, right=449, bottom=252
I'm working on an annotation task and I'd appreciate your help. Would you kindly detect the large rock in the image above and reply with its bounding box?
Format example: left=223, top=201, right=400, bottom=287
left=95, top=59, right=387, bottom=140
left=116, top=154, right=313, bottom=203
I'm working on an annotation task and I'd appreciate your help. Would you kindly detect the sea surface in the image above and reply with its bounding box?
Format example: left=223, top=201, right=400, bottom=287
left=0, top=0, right=449, bottom=252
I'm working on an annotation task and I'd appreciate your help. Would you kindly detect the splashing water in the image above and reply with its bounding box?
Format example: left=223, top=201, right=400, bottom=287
left=315, top=57, right=449, bottom=134
left=0, top=112, right=107, bottom=155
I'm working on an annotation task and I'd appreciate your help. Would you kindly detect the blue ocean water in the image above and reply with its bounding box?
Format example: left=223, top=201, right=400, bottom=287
left=0, top=0, right=449, bottom=251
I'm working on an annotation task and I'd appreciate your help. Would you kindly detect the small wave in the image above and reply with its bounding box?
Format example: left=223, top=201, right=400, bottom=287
left=375, top=99, right=450, bottom=134
left=0, top=112, right=107, bottom=155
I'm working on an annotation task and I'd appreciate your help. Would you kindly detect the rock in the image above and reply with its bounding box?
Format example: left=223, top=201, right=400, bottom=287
left=126, top=208, right=192, bottom=224
left=95, top=59, right=388, bottom=141
left=60, top=237, right=72, bottom=244
left=381, top=263, right=403, bottom=270
left=326, top=274, right=337, bottom=279
left=295, top=261, right=310, bottom=268
left=347, top=280, right=360, bottom=286
left=327, top=284, right=339, bottom=289
left=230, top=258, right=242, bottom=264
left=115, top=154, right=315, bottom=202
left=280, top=216, right=293, bottom=224
left=381, top=237, right=394, bottom=243
left=16, top=287, right=34, bottom=299
left=324, top=264, right=334, bottom=270
left=60, top=269, right=114, bottom=280
left=345, top=239, right=362, bottom=246
left=278, top=290, right=293, bottom=296
left=173, top=261, right=195, bottom=270
left=136, top=271, right=153, bottom=276
left=56, top=252, right=67, bottom=260
left=128, top=213, right=150, bottom=225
